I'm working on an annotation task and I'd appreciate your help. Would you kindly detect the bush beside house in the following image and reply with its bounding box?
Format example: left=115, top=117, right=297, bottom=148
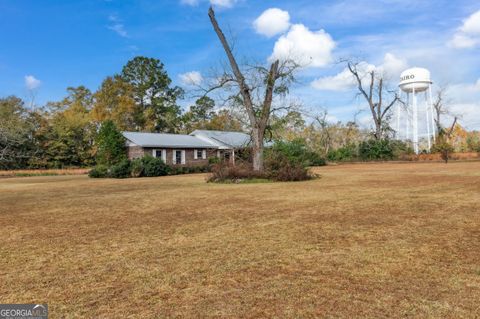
left=89, top=155, right=210, bottom=178
left=207, top=140, right=325, bottom=183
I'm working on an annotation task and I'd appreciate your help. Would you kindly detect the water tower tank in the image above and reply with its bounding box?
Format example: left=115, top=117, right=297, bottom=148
left=399, top=67, right=432, bottom=93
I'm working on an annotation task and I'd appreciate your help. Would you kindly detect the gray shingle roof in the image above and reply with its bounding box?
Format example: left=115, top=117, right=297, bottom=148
left=190, top=130, right=251, bottom=148
left=123, top=132, right=217, bottom=148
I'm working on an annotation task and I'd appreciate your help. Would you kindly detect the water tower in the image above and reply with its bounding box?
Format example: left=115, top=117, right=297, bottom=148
left=397, top=67, right=436, bottom=154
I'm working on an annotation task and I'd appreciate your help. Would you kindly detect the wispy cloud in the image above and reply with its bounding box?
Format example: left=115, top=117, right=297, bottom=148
left=179, top=71, right=203, bottom=86
left=448, top=10, right=480, bottom=49
left=181, top=0, right=236, bottom=8
left=180, top=0, right=199, bottom=5
left=108, top=14, right=128, bottom=38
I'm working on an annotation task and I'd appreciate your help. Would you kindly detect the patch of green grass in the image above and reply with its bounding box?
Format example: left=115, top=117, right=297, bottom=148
left=13, top=172, right=60, bottom=177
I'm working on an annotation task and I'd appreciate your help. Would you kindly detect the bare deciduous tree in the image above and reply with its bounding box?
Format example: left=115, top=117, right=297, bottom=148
left=347, top=61, right=400, bottom=140
left=207, top=7, right=299, bottom=171
left=432, top=87, right=453, bottom=132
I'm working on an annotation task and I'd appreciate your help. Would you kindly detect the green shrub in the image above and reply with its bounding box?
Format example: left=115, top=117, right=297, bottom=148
left=267, top=139, right=326, bottom=167
left=358, top=139, right=394, bottom=160
left=307, top=153, right=327, bottom=166
left=142, top=155, right=169, bottom=177
left=88, top=165, right=109, bottom=178
left=109, top=159, right=131, bottom=178
left=130, top=158, right=144, bottom=177
left=327, top=144, right=357, bottom=162
left=390, top=140, right=414, bottom=158
left=95, top=120, right=126, bottom=166
left=208, top=157, right=220, bottom=165
left=432, top=137, right=455, bottom=163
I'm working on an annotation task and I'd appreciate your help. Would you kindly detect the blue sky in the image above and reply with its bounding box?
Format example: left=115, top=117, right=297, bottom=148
left=1, top=0, right=479, bottom=129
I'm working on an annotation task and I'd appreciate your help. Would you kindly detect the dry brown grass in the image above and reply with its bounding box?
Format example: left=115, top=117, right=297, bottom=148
left=1, top=162, right=479, bottom=318
left=0, top=168, right=89, bottom=177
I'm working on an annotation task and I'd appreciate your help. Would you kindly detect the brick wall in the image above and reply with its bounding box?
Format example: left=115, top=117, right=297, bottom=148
left=137, top=147, right=218, bottom=166
left=127, top=146, right=146, bottom=160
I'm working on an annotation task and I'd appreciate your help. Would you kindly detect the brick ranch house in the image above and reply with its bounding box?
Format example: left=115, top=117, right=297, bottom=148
left=122, top=130, right=251, bottom=166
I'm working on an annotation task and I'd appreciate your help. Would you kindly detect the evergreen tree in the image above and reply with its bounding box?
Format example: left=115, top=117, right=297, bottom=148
left=95, top=120, right=126, bottom=166
left=121, top=56, right=183, bottom=132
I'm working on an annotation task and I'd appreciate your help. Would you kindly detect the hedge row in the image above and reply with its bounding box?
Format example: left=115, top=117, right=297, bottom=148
left=89, top=155, right=209, bottom=179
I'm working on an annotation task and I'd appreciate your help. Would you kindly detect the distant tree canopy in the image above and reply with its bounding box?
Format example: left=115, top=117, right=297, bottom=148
left=92, top=75, right=136, bottom=131
left=0, top=96, right=35, bottom=169
left=121, top=56, right=183, bottom=132
left=1, top=55, right=477, bottom=170
left=46, top=86, right=96, bottom=167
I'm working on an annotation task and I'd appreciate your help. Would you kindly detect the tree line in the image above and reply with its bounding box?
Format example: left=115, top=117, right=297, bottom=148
left=0, top=56, right=242, bottom=169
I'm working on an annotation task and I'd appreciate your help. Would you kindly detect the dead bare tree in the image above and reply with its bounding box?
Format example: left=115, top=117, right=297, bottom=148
left=207, top=7, right=299, bottom=171
left=432, top=87, right=452, bottom=132
left=309, top=109, right=333, bottom=156
left=346, top=61, right=400, bottom=140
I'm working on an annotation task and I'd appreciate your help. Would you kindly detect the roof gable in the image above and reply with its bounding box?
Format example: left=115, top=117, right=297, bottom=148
left=190, top=130, right=251, bottom=148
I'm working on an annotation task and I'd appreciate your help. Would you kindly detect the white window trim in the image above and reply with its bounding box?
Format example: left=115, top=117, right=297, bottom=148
left=153, top=149, right=167, bottom=163
left=202, top=149, right=207, bottom=159
left=194, top=149, right=198, bottom=160
left=173, top=149, right=186, bottom=165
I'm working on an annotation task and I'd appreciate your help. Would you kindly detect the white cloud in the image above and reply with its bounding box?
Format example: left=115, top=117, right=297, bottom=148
left=210, top=0, right=236, bottom=8
left=311, top=68, right=356, bottom=91
left=108, top=15, right=128, bottom=38
left=181, top=0, right=199, bottom=5
left=253, top=8, right=290, bottom=38
left=24, top=75, right=41, bottom=90
left=460, top=10, right=480, bottom=34
left=449, top=10, right=480, bottom=49
left=379, top=53, right=408, bottom=78
left=448, top=33, right=478, bottom=49
left=311, top=53, right=405, bottom=91
left=179, top=71, right=203, bottom=86
left=269, top=24, right=335, bottom=68
left=181, top=0, right=235, bottom=7
left=438, top=79, right=480, bottom=129
left=449, top=103, right=480, bottom=129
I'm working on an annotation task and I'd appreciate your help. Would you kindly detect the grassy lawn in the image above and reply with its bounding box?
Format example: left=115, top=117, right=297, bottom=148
left=1, top=162, right=479, bottom=318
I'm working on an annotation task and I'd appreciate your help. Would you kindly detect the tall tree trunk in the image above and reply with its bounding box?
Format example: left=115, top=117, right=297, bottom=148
left=374, top=120, right=382, bottom=140
left=252, top=126, right=264, bottom=171
left=208, top=7, right=279, bottom=172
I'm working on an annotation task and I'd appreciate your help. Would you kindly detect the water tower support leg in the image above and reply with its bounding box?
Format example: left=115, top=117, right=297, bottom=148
left=428, top=85, right=436, bottom=143
left=425, top=91, right=431, bottom=152
left=406, top=93, right=410, bottom=142
left=396, top=89, right=401, bottom=139
left=412, top=87, right=419, bottom=154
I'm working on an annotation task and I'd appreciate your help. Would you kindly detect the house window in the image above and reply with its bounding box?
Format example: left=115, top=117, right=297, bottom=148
left=153, top=149, right=166, bottom=163
left=173, top=150, right=185, bottom=164
left=196, top=149, right=203, bottom=159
